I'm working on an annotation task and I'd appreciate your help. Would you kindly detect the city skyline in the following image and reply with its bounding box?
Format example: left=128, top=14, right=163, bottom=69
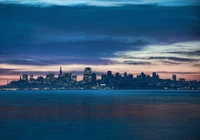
left=2, top=66, right=199, bottom=90
left=1, top=65, right=199, bottom=85
left=13, top=66, right=195, bottom=82
left=0, top=0, right=200, bottom=85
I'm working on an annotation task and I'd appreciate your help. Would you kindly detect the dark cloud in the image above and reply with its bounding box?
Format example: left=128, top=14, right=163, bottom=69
left=0, top=55, right=114, bottom=65
left=194, top=64, right=200, bottom=67
left=148, top=57, right=199, bottom=62
left=123, top=56, right=199, bottom=62
left=0, top=4, right=199, bottom=66
left=161, top=61, right=183, bottom=65
left=165, top=50, right=200, bottom=56
left=123, top=61, right=151, bottom=65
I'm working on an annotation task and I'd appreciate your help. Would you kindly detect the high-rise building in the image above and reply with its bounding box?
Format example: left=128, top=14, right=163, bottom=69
left=37, top=76, right=44, bottom=81
left=128, top=74, right=133, bottom=81
left=30, top=75, right=34, bottom=81
left=152, top=72, right=156, bottom=79
left=124, top=72, right=128, bottom=78
left=107, top=71, right=112, bottom=77
left=115, top=72, right=120, bottom=78
left=92, top=73, right=97, bottom=82
left=22, top=74, right=28, bottom=81
left=59, top=66, right=63, bottom=77
left=63, top=73, right=72, bottom=81
left=156, top=74, right=160, bottom=80
left=140, top=72, right=146, bottom=79
left=46, top=73, right=55, bottom=81
left=101, top=74, right=107, bottom=81
left=83, top=67, right=92, bottom=82
left=172, top=74, right=176, bottom=81
left=72, top=75, right=77, bottom=82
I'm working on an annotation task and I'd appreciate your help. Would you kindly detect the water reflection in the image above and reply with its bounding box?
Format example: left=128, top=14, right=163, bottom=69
left=0, top=90, right=200, bottom=140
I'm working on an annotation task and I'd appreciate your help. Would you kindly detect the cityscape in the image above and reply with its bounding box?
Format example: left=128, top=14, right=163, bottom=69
left=1, top=67, right=200, bottom=90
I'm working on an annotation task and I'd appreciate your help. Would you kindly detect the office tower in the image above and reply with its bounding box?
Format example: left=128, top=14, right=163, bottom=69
left=59, top=66, right=63, bottom=77
left=147, top=75, right=151, bottom=79
left=37, top=76, right=44, bottom=81
left=107, top=71, right=112, bottom=77
left=30, top=75, right=34, bottom=81
left=83, top=67, right=92, bottom=82
left=22, top=74, right=28, bottom=81
left=172, top=74, right=176, bottom=81
left=152, top=72, right=156, bottom=79
left=92, top=73, right=97, bottom=82
left=124, top=72, right=127, bottom=78
left=115, top=72, right=120, bottom=78
left=101, top=74, right=107, bottom=81
left=128, top=74, right=133, bottom=81
left=141, top=72, right=146, bottom=79
left=46, top=73, right=55, bottom=81
left=156, top=74, right=160, bottom=80
left=63, top=73, right=72, bottom=81
left=72, top=75, right=77, bottom=82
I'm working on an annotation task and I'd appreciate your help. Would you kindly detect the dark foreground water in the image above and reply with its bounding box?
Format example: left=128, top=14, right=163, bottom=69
left=0, top=90, right=200, bottom=140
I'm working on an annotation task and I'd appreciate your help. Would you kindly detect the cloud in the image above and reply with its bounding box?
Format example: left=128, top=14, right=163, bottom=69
left=111, top=41, right=200, bottom=65
left=0, top=55, right=114, bottom=66
left=166, top=50, right=200, bottom=56
left=0, top=3, right=200, bottom=81
left=147, top=57, right=199, bottom=62
left=123, top=61, right=151, bottom=65
left=122, top=56, right=199, bottom=62
left=160, top=61, right=183, bottom=65
left=0, top=4, right=199, bottom=67
left=194, top=64, right=200, bottom=67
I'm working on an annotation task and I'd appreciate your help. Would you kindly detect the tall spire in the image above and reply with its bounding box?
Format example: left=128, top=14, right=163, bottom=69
left=59, top=66, right=62, bottom=77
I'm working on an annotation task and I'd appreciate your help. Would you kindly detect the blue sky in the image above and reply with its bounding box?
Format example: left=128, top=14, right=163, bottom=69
left=0, top=0, right=200, bottom=83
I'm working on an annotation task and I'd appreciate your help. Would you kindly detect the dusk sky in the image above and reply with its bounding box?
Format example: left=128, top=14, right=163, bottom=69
left=0, top=0, right=200, bottom=84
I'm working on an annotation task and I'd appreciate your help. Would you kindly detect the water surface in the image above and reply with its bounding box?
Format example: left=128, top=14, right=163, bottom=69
left=0, top=90, right=200, bottom=140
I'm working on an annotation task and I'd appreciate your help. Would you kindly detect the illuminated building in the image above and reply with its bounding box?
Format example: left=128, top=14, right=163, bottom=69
left=22, top=74, right=28, bottom=81
left=83, top=67, right=92, bottom=82
left=46, top=73, right=55, bottom=81
left=63, top=73, right=72, bottom=81
left=72, top=75, right=77, bottom=82
left=30, top=75, right=34, bottom=81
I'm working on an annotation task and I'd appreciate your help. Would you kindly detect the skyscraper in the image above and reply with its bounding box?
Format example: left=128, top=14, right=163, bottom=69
left=124, top=72, right=127, bottom=78
left=72, top=75, right=77, bottom=82
left=22, top=74, right=28, bottom=81
left=172, top=74, right=176, bottom=81
left=63, top=73, right=72, bottom=81
left=92, top=73, right=97, bottom=82
left=46, top=73, right=55, bottom=81
left=59, top=66, right=63, bottom=77
left=107, top=71, right=112, bottom=77
left=101, top=74, right=107, bottom=81
left=152, top=72, right=156, bottom=79
left=30, top=75, right=34, bottom=81
left=83, top=67, right=92, bottom=83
